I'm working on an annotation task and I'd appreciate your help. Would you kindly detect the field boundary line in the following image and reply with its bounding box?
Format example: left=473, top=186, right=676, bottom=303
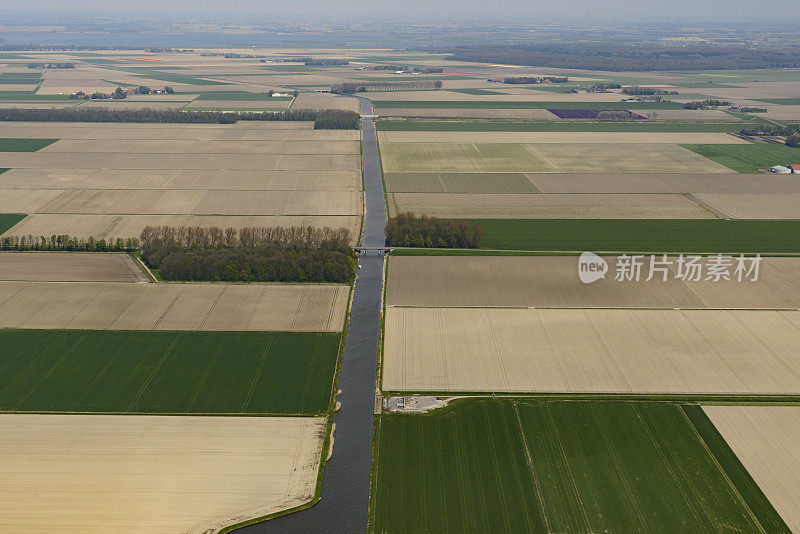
left=685, top=192, right=731, bottom=219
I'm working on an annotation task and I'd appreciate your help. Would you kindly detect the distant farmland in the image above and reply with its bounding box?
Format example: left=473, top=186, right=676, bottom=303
left=0, top=330, right=340, bottom=414
left=369, top=399, right=788, bottom=533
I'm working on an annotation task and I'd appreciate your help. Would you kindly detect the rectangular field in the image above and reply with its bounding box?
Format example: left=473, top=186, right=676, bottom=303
left=681, top=143, right=800, bottom=173
left=691, top=193, right=800, bottom=219
left=0, top=414, right=324, bottom=533
left=41, top=139, right=360, bottom=155
left=382, top=307, right=800, bottom=394
left=378, top=131, right=746, bottom=144
left=467, top=219, right=800, bottom=252
left=372, top=100, right=685, bottom=109
left=0, top=138, right=58, bottom=152
left=704, top=406, right=800, bottom=533
left=0, top=252, right=147, bottom=282
left=0, top=281, right=349, bottom=332
left=386, top=256, right=800, bottom=309
left=380, top=143, right=554, bottom=173
left=370, top=400, right=787, bottom=533
left=384, top=172, right=539, bottom=193
left=388, top=192, right=713, bottom=219
left=0, top=330, right=339, bottom=414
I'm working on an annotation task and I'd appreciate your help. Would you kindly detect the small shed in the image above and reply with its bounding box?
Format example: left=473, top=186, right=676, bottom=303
left=789, top=164, right=800, bottom=174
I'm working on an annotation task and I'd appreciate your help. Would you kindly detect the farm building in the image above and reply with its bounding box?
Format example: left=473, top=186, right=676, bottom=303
left=790, top=164, right=800, bottom=174
left=770, top=165, right=791, bottom=174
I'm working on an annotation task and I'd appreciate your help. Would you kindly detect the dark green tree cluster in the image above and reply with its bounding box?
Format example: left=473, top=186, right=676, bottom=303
left=365, top=65, right=444, bottom=73
left=305, top=58, right=349, bottom=66
left=502, top=76, right=568, bottom=84
left=27, top=62, right=75, bottom=69
left=787, top=134, right=800, bottom=148
left=739, top=107, right=767, bottom=113
left=739, top=124, right=798, bottom=136
left=589, top=83, right=622, bottom=91
left=331, top=80, right=442, bottom=94
left=445, top=43, right=800, bottom=71
left=1, top=234, right=138, bottom=252
left=385, top=212, right=483, bottom=248
left=622, top=86, right=678, bottom=95
left=140, top=225, right=354, bottom=283
left=683, top=99, right=732, bottom=109
left=0, top=107, right=360, bottom=129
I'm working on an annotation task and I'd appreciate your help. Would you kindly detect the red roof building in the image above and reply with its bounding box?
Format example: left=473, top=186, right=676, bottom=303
left=790, top=164, right=800, bottom=173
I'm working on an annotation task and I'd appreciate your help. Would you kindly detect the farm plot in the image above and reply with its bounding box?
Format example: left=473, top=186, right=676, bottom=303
left=691, top=193, right=800, bottom=219
left=0, top=168, right=361, bottom=190
left=386, top=256, right=800, bottom=309
left=0, top=123, right=329, bottom=140
left=0, top=252, right=147, bottom=282
left=41, top=139, right=360, bottom=155
left=379, top=143, right=554, bottom=173
left=0, top=138, right=58, bottom=152
left=2, top=214, right=361, bottom=243
left=370, top=399, right=787, bottom=534
left=0, top=330, right=339, bottom=414
left=0, top=281, right=349, bottom=332
left=704, top=406, right=800, bottom=533
left=681, top=143, right=800, bottom=174
left=528, top=172, right=800, bottom=194
left=382, top=307, right=800, bottom=394
left=292, top=92, right=361, bottom=112
left=530, top=143, right=732, bottom=173
left=384, top=172, right=539, bottom=193
left=0, top=414, right=324, bottom=534
left=388, top=192, right=713, bottom=218
left=378, top=131, right=747, bottom=144
left=375, top=108, right=558, bottom=119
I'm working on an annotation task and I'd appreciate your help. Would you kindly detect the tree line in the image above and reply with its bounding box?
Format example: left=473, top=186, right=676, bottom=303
left=331, top=81, right=442, bottom=94
left=365, top=65, right=444, bottom=73
left=306, top=58, right=349, bottom=65
left=0, top=107, right=360, bottom=129
left=140, top=225, right=354, bottom=283
left=683, top=99, right=732, bottom=109
left=622, top=86, right=678, bottom=95
left=444, top=43, right=800, bottom=71
left=1, top=234, right=138, bottom=252
left=502, top=76, right=568, bottom=84
left=385, top=212, right=483, bottom=248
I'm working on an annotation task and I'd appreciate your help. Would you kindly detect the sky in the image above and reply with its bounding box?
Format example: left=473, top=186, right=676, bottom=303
left=4, top=0, right=800, bottom=21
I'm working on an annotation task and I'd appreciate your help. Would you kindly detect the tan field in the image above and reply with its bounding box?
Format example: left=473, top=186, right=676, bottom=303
left=691, top=193, right=800, bottom=219
left=75, top=101, right=190, bottom=111
left=292, top=92, right=361, bottom=112
left=378, top=131, right=746, bottom=144
left=0, top=168, right=361, bottom=191
left=0, top=414, right=324, bottom=534
left=183, top=99, right=293, bottom=109
left=528, top=143, right=733, bottom=173
left=14, top=189, right=361, bottom=216
left=0, top=252, right=147, bottom=282
left=527, top=172, right=800, bottom=194
left=0, top=152, right=360, bottom=171
left=2, top=214, right=361, bottom=243
left=41, top=139, right=361, bottom=155
left=388, top=192, right=714, bottom=218
left=703, top=406, right=800, bottom=533
left=375, top=108, right=558, bottom=119
left=386, top=256, right=800, bottom=309
left=382, top=307, right=800, bottom=394
left=0, top=281, right=349, bottom=331
left=760, top=106, right=800, bottom=121
left=639, top=109, right=737, bottom=120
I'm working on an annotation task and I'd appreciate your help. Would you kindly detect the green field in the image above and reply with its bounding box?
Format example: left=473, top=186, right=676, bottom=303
left=385, top=172, right=539, bottom=193
left=0, top=213, right=25, bottom=233
left=0, top=330, right=339, bottom=414
left=380, top=143, right=552, bottom=173
left=0, top=138, right=59, bottom=152
left=682, top=69, right=800, bottom=82
left=446, top=88, right=507, bottom=95
left=468, top=219, right=800, bottom=252
left=373, top=100, right=685, bottom=109
left=0, top=73, right=43, bottom=80
left=0, top=91, right=73, bottom=101
left=369, top=399, right=788, bottom=534
left=755, top=97, right=800, bottom=105
left=377, top=119, right=751, bottom=132
left=195, top=92, right=294, bottom=101
left=682, top=142, right=800, bottom=173
left=102, top=66, right=231, bottom=85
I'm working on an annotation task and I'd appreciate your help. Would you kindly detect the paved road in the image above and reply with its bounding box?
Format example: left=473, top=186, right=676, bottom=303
left=240, top=97, right=386, bottom=533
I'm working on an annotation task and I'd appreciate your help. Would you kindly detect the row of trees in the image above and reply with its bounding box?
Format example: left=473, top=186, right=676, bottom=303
left=445, top=43, right=800, bottom=71
left=27, top=62, right=75, bottom=69
left=622, top=86, right=678, bottom=95
left=140, top=225, right=354, bottom=283
left=502, top=76, right=568, bottom=84
left=0, top=107, right=360, bottom=129
left=305, top=58, right=349, bottom=66
left=1, top=234, right=138, bottom=252
left=739, top=107, right=767, bottom=113
left=385, top=212, right=483, bottom=248
left=364, top=65, right=444, bottom=73
left=588, top=83, right=622, bottom=92
left=683, top=99, right=732, bottom=109
left=331, top=81, right=442, bottom=94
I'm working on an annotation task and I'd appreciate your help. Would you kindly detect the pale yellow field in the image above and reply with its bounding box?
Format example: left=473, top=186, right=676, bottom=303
left=0, top=168, right=361, bottom=190
left=388, top=192, right=714, bottom=218
left=691, top=193, right=800, bottom=219
left=0, top=281, right=349, bottom=331
left=386, top=256, right=800, bottom=309
left=529, top=143, right=733, bottom=173
left=3, top=213, right=360, bottom=244
left=378, top=131, right=746, bottom=144
left=0, top=122, right=322, bottom=139
left=183, top=99, right=293, bottom=109
left=382, top=307, right=800, bottom=394
left=0, top=252, right=147, bottom=282
left=12, top=189, right=361, bottom=216
left=292, top=92, right=361, bottom=112
left=527, top=172, right=800, bottom=194
left=41, top=139, right=361, bottom=155
left=75, top=101, right=189, bottom=111
left=704, top=406, right=800, bottom=533
left=0, top=414, right=324, bottom=534
left=376, top=108, right=557, bottom=119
